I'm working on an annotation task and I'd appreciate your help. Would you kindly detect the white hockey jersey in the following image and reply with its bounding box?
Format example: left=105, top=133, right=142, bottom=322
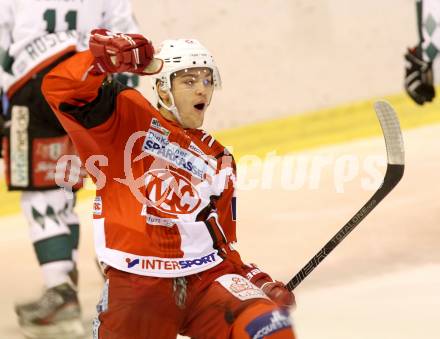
left=418, top=0, right=440, bottom=61
left=0, top=0, right=138, bottom=95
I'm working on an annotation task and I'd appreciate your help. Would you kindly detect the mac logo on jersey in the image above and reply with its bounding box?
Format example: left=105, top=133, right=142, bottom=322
left=145, top=169, right=201, bottom=215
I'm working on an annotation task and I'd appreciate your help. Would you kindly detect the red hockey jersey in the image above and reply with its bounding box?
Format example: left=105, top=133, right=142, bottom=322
left=42, top=51, right=240, bottom=277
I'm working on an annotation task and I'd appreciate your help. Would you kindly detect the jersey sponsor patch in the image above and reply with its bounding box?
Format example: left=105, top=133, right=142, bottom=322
left=143, top=129, right=213, bottom=179
left=146, top=214, right=175, bottom=227
left=93, top=196, right=103, bottom=215
left=150, top=118, right=170, bottom=136
left=188, top=141, right=205, bottom=156
left=124, top=251, right=220, bottom=274
left=10, top=106, right=30, bottom=187
left=216, top=274, right=268, bottom=301
left=245, top=309, right=292, bottom=339
left=33, top=135, right=72, bottom=187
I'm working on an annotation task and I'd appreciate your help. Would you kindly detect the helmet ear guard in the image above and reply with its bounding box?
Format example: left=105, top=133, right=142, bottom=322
left=153, top=78, right=183, bottom=125
left=155, top=79, right=168, bottom=92
left=160, top=81, right=167, bottom=91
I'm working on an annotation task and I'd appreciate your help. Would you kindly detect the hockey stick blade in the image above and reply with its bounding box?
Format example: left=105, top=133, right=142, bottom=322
left=286, top=101, right=405, bottom=291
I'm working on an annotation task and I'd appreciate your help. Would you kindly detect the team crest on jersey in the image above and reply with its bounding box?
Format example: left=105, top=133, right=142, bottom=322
left=144, top=169, right=201, bottom=215
left=143, top=130, right=212, bottom=180
left=216, top=274, right=268, bottom=301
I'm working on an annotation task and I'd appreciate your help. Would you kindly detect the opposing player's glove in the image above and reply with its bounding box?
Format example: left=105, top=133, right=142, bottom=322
left=88, top=29, right=163, bottom=76
left=404, top=46, right=435, bottom=105
left=244, top=264, right=296, bottom=309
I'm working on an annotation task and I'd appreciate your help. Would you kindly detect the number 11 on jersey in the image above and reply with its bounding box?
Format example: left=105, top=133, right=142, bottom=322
left=43, top=9, right=77, bottom=33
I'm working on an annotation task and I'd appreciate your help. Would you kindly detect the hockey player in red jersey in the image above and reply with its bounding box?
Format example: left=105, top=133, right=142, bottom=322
left=42, top=29, right=296, bottom=338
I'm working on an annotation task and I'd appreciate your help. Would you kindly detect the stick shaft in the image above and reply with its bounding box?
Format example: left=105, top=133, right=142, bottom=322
left=286, top=164, right=404, bottom=291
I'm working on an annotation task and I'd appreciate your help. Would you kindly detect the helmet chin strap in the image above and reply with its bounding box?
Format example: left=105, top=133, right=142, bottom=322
left=157, top=89, right=184, bottom=126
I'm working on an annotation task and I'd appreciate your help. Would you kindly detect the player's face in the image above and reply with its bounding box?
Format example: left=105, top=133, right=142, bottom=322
left=171, top=67, right=214, bottom=129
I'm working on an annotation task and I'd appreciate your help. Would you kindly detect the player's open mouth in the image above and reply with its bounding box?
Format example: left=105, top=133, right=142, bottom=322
left=194, top=103, right=205, bottom=111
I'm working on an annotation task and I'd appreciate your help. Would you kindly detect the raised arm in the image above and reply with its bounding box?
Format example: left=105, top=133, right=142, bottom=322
left=42, top=50, right=106, bottom=127
left=43, top=29, right=162, bottom=133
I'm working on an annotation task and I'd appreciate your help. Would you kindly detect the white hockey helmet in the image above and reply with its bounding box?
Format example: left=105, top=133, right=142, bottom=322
left=150, top=39, right=221, bottom=124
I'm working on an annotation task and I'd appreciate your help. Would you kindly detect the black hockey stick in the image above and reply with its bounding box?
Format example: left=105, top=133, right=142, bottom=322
left=286, top=101, right=405, bottom=291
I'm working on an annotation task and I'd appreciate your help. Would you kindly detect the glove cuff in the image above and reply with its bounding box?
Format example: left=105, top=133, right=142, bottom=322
left=243, top=264, right=273, bottom=286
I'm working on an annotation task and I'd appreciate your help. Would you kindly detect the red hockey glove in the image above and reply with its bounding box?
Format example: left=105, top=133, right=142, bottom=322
left=88, top=29, right=163, bottom=76
left=244, top=264, right=296, bottom=309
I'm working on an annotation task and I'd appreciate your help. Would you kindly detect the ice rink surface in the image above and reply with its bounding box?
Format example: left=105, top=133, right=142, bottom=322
left=1, top=0, right=439, bottom=338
